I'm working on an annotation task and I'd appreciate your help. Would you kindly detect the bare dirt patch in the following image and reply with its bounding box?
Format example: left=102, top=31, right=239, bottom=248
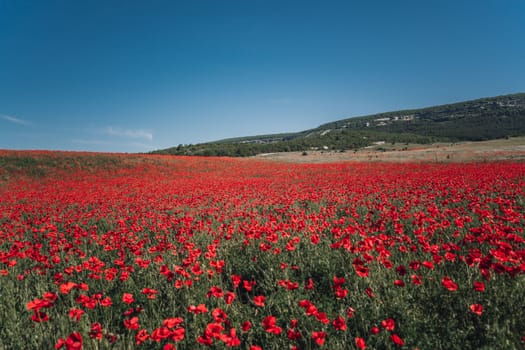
left=253, top=137, right=525, bottom=163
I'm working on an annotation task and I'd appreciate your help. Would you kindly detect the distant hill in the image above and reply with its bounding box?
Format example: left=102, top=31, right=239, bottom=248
left=152, top=93, right=525, bottom=157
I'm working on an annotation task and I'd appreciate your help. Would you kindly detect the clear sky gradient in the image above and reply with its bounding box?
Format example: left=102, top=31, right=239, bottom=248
left=1, top=0, right=524, bottom=152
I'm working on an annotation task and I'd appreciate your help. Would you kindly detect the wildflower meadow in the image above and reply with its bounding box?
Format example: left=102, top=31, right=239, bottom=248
left=0, top=152, right=524, bottom=349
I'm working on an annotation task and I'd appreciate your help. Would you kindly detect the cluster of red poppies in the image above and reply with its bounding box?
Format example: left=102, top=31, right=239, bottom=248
left=0, top=152, right=524, bottom=349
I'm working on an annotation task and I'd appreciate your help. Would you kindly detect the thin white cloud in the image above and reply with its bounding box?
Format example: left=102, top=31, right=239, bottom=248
left=1, top=114, right=32, bottom=126
left=103, top=126, right=153, bottom=140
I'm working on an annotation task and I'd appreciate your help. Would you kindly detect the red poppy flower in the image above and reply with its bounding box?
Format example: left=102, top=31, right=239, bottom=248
left=224, top=291, right=235, bottom=305
left=151, top=327, right=172, bottom=342
left=241, top=321, right=252, bottom=332
left=197, top=335, right=213, bottom=346
left=170, top=327, right=185, bottom=342
left=253, top=295, right=266, bottom=307
left=473, top=281, right=485, bottom=292
left=355, top=265, right=369, bottom=278
left=68, top=308, right=85, bottom=322
left=65, top=332, right=82, bottom=350
left=370, top=326, right=380, bottom=334
left=164, top=317, right=184, bottom=329
left=312, top=331, right=326, bottom=346
left=355, top=337, right=366, bottom=349
left=333, top=316, right=347, bottom=331
left=219, top=328, right=241, bottom=346
left=409, top=261, right=421, bottom=270
left=470, top=304, right=483, bottom=316
left=333, top=276, right=345, bottom=287
left=59, top=282, right=78, bottom=294
left=122, top=293, right=134, bottom=304
left=55, top=338, right=65, bottom=349
left=278, top=279, right=299, bottom=290
left=396, top=265, right=407, bottom=276
left=262, top=315, right=282, bottom=335
left=211, top=308, right=228, bottom=323
left=394, top=279, right=405, bottom=287
left=136, top=329, right=149, bottom=345
left=242, top=280, right=256, bottom=292
left=288, top=329, right=302, bottom=340
left=89, top=322, right=103, bottom=340
left=31, top=310, right=49, bottom=323
left=43, top=292, right=58, bottom=302
left=335, top=286, right=348, bottom=298
left=422, top=261, right=434, bottom=270
left=207, top=286, right=223, bottom=298
left=381, top=318, right=395, bottom=331
left=100, top=297, right=112, bottom=307
left=205, top=322, right=224, bottom=339
left=442, top=276, right=458, bottom=291
left=411, top=274, right=422, bottom=285
left=27, top=298, right=53, bottom=311
left=142, top=288, right=158, bottom=299
left=390, top=333, right=405, bottom=346
left=188, top=304, right=208, bottom=314
left=305, top=278, right=315, bottom=290
left=124, top=316, right=140, bottom=330
left=231, top=275, right=241, bottom=288
left=298, top=299, right=313, bottom=309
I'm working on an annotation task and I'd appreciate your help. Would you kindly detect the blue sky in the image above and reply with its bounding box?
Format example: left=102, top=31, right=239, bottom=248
left=1, top=0, right=524, bottom=152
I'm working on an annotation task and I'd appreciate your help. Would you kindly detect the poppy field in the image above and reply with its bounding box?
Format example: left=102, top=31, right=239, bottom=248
left=0, top=151, right=524, bottom=349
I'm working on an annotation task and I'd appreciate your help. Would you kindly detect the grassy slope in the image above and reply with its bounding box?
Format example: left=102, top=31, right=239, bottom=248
left=152, top=93, right=525, bottom=157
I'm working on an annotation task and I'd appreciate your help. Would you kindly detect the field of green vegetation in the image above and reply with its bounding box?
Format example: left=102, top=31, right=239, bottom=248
left=1, top=151, right=524, bottom=349
left=153, top=93, right=525, bottom=157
